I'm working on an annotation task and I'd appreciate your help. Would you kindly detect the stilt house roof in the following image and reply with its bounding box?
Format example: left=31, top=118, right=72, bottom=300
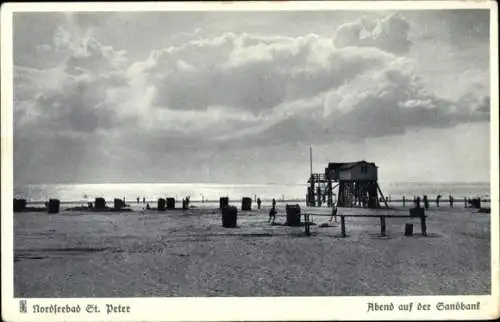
left=327, top=160, right=377, bottom=172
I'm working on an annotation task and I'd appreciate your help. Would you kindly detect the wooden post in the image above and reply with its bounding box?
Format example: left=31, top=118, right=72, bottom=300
left=380, top=216, right=386, bottom=236
left=304, top=214, right=310, bottom=236
left=420, top=215, right=427, bottom=236
left=341, top=215, right=346, bottom=237
left=311, top=186, right=314, bottom=207
left=404, top=223, right=413, bottom=236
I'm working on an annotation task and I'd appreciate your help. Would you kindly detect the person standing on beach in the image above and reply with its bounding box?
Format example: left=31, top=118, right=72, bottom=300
left=257, top=198, right=261, bottom=210
left=268, top=198, right=277, bottom=224
left=268, top=207, right=276, bottom=224
left=143, top=197, right=146, bottom=204
left=137, top=197, right=140, bottom=204
left=423, top=195, right=429, bottom=209
left=330, top=204, right=338, bottom=222
left=449, top=195, right=454, bottom=208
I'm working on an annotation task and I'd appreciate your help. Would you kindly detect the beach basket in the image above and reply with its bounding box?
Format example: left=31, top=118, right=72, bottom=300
left=158, top=198, right=166, bottom=211
left=95, top=197, right=106, bottom=209
left=222, top=205, right=237, bottom=228
left=114, top=198, right=125, bottom=209
left=241, top=197, right=252, bottom=211
left=220, top=197, right=229, bottom=209
left=470, top=198, right=481, bottom=209
left=48, top=199, right=60, bottom=214
left=409, top=207, right=425, bottom=218
left=286, top=204, right=301, bottom=226
left=13, top=198, right=27, bottom=212
left=166, top=198, right=175, bottom=209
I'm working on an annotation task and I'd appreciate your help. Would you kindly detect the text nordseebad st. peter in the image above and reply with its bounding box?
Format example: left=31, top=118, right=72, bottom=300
left=32, top=303, right=131, bottom=314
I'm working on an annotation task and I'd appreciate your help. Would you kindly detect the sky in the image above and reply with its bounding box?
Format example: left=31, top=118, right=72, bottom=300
left=12, top=9, right=491, bottom=185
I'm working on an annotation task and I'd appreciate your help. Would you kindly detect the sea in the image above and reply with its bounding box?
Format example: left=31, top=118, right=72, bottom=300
left=14, top=182, right=491, bottom=206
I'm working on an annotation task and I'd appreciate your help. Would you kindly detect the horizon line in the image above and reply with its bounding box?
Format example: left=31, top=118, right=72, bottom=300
left=15, top=180, right=491, bottom=186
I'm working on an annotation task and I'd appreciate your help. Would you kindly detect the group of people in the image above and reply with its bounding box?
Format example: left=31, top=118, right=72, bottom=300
left=129, top=194, right=342, bottom=225
left=133, top=195, right=191, bottom=210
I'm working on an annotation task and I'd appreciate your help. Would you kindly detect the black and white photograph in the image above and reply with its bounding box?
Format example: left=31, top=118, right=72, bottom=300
left=1, top=1, right=498, bottom=321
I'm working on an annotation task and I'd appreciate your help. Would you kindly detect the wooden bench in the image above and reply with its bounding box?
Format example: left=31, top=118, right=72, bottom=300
left=338, top=214, right=427, bottom=237
left=301, top=211, right=427, bottom=237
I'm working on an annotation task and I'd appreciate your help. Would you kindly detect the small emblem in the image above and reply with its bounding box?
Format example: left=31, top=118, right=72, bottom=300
left=19, top=300, right=27, bottom=313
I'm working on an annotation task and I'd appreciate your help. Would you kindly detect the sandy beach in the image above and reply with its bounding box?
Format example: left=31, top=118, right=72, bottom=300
left=13, top=204, right=490, bottom=298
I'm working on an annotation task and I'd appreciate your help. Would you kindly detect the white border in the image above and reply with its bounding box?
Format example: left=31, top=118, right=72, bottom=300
left=1, top=1, right=499, bottom=321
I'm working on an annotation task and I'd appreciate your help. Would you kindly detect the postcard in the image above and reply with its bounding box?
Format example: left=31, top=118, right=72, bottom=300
left=1, top=1, right=498, bottom=321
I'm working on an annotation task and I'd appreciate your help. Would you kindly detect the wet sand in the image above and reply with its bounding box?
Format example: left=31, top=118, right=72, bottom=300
left=14, top=206, right=490, bottom=297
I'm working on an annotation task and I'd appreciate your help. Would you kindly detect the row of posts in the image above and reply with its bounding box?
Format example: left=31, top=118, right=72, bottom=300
left=399, top=195, right=482, bottom=209
left=14, top=194, right=484, bottom=216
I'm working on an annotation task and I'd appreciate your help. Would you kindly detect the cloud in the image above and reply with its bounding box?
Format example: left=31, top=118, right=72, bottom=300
left=12, top=12, right=490, bottom=184
left=221, top=56, right=489, bottom=145
left=120, top=26, right=487, bottom=144
left=14, top=29, right=130, bottom=133
left=129, top=32, right=396, bottom=114
left=15, top=14, right=488, bottom=141
left=334, top=13, right=412, bottom=54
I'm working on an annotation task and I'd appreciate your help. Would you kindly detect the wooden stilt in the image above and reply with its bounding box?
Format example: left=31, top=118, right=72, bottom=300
left=376, top=183, right=389, bottom=208
left=327, top=180, right=333, bottom=207
left=341, top=215, right=346, bottom=237
left=304, top=214, right=310, bottom=236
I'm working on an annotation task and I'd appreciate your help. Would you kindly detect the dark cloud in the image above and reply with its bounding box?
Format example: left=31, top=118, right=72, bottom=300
left=13, top=13, right=68, bottom=68
left=35, top=79, right=117, bottom=132
left=441, top=10, right=490, bottom=42
left=228, top=63, right=490, bottom=146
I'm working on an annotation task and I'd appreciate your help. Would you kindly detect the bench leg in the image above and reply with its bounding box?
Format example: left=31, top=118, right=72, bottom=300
left=304, top=214, right=310, bottom=236
left=380, top=216, right=386, bottom=236
left=420, top=216, right=427, bottom=236
left=341, top=215, right=346, bottom=237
